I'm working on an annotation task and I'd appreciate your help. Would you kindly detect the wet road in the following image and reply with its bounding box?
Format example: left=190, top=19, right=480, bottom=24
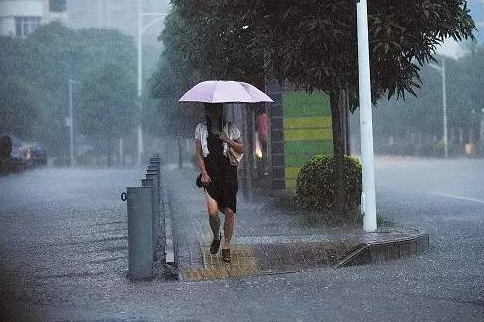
left=0, top=158, right=483, bottom=321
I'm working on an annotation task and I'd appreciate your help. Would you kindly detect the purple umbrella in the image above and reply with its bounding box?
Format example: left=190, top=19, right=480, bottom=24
left=179, top=80, right=274, bottom=103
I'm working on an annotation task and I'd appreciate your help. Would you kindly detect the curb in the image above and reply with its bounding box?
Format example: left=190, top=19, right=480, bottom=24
left=336, top=232, right=429, bottom=267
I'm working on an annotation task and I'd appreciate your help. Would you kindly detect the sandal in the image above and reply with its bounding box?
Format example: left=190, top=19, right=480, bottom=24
left=210, top=234, right=222, bottom=254
left=221, top=249, right=231, bottom=263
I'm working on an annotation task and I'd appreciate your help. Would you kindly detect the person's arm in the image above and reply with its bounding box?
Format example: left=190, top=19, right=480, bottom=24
left=217, top=124, right=245, bottom=153
left=226, top=137, right=244, bottom=154
left=195, top=139, right=210, bottom=185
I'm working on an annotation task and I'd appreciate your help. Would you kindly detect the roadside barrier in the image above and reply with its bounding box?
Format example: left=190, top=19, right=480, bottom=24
left=142, top=177, right=158, bottom=261
left=122, top=154, right=161, bottom=281
left=121, top=154, right=178, bottom=281
left=125, top=186, right=153, bottom=280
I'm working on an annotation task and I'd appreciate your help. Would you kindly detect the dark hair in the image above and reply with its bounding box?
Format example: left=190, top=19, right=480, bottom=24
left=204, top=103, right=224, bottom=132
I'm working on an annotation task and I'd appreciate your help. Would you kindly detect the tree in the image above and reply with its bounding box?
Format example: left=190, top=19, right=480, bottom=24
left=0, top=22, right=137, bottom=157
left=154, top=1, right=474, bottom=218
left=165, top=2, right=265, bottom=86
left=373, top=48, right=484, bottom=156
left=457, top=45, right=484, bottom=141
left=150, top=6, right=265, bottom=127
left=150, top=10, right=213, bottom=140
left=0, top=75, right=39, bottom=137
left=173, top=0, right=475, bottom=218
left=77, top=63, right=136, bottom=166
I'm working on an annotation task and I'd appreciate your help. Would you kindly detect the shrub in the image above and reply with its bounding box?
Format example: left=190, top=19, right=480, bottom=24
left=295, top=154, right=362, bottom=213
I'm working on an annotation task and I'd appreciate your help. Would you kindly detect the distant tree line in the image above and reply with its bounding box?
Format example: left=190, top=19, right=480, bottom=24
left=0, top=22, right=138, bottom=165
left=367, top=46, right=484, bottom=157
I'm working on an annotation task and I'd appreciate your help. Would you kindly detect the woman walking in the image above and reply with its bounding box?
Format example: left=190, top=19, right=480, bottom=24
left=194, top=103, right=244, bottom=263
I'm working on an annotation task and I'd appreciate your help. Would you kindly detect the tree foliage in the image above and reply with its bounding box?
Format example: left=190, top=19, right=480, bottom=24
left=0, top=22, right=136, bottom=156
left=0, top=74, right=40, bottom=137
left=153, top=0, right=475, bottom=215
left=78, top=64, right=136, bottom=138
left=77, top=63, right=136, bottom=165
left=172, top=0, right=474, bottom=109
left=372, top=47, right=484, bottom=155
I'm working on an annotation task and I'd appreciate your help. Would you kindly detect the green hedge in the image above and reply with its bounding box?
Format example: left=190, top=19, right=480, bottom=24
left=295, top=154, right=362, bottom=212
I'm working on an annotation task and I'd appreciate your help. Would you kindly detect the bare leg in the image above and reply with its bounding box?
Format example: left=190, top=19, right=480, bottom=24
left=206, top=192, right=220, bottom=239
left=222, top=208, right=235, bottom=249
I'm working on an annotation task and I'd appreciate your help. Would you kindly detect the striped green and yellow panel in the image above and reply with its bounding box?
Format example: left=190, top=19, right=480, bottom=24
left=283, top=91, right=333, bottom=191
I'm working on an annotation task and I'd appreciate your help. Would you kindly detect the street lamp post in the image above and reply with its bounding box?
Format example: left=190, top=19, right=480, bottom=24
left=429, top=58, right=448, bottom=158
left=356, top=0, right=377, bottom=232
left=136, top=0, right=167, bottom=166
left=480, top=108, right=484, bottom=156
left=68, top=78, right=80, bottom=168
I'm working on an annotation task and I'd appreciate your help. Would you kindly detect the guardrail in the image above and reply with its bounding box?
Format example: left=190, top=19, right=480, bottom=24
left=121, top=154, right=170, bottom=281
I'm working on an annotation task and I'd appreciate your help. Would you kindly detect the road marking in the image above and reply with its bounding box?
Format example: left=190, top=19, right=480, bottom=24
left=431, top=192, right=484, bottom=205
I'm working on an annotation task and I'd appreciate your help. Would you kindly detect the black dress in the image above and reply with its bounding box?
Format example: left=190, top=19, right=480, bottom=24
left=204, top=132, right=238, bottom=213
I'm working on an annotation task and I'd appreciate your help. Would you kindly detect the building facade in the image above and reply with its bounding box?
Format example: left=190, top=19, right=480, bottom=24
left=0, top=0, right=67, bottom=37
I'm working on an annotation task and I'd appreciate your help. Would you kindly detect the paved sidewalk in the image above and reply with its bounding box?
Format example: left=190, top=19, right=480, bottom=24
left=163, top=166, right=427, bottom=281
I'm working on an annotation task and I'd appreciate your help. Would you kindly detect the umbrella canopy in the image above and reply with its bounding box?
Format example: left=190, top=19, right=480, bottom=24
left=179, top=80, right=273, bottom=103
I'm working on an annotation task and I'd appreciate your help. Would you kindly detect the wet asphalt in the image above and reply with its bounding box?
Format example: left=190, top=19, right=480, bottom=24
left=0, top=158, right=483, bottom=321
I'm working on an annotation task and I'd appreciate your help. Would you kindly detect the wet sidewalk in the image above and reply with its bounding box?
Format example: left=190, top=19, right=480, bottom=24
left=163, top=165, right=428, bottom=281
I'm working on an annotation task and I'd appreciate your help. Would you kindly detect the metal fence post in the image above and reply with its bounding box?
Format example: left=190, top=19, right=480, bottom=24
left=142, top=178, right=158, bottom=261
left=147, top=168, right=159, bottom=187
left=146, top=172, right=160, bottom=247
left=126, top=186, right=153, bottom=280
left=150, top=157, right=160, bottom=164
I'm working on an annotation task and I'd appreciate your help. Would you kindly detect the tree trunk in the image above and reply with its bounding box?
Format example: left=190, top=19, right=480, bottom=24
left=330, top=90, right=347, bottom=221
left=340, top=89, right=351, bottom=156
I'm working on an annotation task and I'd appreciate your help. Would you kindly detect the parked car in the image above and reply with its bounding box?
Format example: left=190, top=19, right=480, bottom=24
left=0, top=135, right=47, bottom=172
left=9, top=136, right=26, bottom=171
left=28, top=145, right=47, bottom=166
left=17, top=143, right=47, bottom=168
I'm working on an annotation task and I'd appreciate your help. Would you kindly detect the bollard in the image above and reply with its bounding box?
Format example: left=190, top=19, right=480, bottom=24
left=147, top=165, right=160, bottom=184
left=146, top=169, right=160, bottom=189
left=125, top=187, right=153, bottom=280
left=147, top=165, right=159, bottom=172
left=149, top=156, right=161, bottom=200
left=146, top=172, right=160, bottom=247
left=150, top=158, right=160, bottom=165
left=146, top=169, right=160, bottom=207
left=142, top=178, right=158, bottom=261
left=149, top=163, right=160, bottom=172
left=151, top=153, right=160, bottom=160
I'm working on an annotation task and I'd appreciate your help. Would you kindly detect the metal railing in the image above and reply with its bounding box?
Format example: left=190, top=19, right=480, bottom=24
left=121, top=154, right=162, bottom=280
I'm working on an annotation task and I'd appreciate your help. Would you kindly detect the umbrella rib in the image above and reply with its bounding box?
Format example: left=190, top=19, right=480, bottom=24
left=210, top=81, right=218, bottom=103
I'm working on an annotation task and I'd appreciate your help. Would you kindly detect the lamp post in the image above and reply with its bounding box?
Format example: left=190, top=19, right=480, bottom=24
left=68, top=78, right=80, bottom=168
left=428, top=58, right=448, bottom=158
left=480, top=108, right=484, bottom=156
left=136, top=0, right=167, bottom=166
left=356, top=0, right=377, bottom=232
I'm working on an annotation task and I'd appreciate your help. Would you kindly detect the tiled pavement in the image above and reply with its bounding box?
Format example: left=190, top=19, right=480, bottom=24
left=163, top=166, right=351, bottom=280
left=163, top=166, right=428, bottom=281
